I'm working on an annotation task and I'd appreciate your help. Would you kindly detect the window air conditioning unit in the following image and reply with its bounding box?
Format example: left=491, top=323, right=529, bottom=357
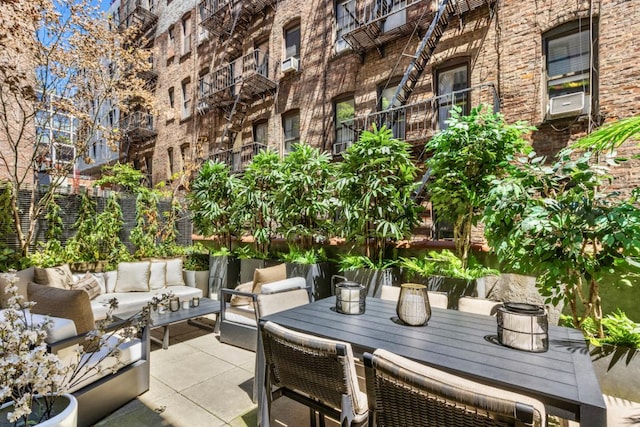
left=548, top=92, right=590, bottom=118
left=281, top=56, right=299, bottom=74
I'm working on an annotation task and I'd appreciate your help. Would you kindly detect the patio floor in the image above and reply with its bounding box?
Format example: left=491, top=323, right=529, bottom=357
left=94, top=315, right=331, bottom=427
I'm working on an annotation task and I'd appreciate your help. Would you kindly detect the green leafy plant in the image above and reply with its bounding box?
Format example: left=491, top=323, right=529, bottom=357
left=425, top=105, right=533, bottom=268
left=572, top=115, right=640, bottom=156
left=234, top=245, right=267, bottom=260
left=235, top=150, right=281, bottom=257
left=279, top=246, right=327, bottom=265
left=573, top=310, right=640, bottom=350
left=483, top=148, right=640, bottom=336
left=187, top=160, right=240, bottom=249
left=400, top=250, right=498, bottom=280
left=275, top=143, right=336, bottom=251
left=336, top=125, right=420, bottom=265
left=338, top=254, right=397, bottom=271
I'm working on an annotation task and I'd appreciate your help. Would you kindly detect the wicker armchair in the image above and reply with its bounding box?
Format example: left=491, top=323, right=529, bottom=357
left=363, top=349, right=546, bottom=427
left=259, top=320, right=368, bottom=427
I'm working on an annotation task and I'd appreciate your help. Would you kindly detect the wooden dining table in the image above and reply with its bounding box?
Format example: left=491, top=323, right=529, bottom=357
left=256, top=297, right=606, bottom=426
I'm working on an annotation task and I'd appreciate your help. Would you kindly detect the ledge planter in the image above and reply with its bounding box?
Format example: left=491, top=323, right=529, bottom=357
left=339, top=267, right=400, bottom=298
left=69, top=260, right=108, bottom=273
left=208, top=255, right=241, bottom=300
left=286, top=261, right=335, bottom=301
left=0, top=394, right=78, bottom=427
left=590, top=344, right=640, bottom=402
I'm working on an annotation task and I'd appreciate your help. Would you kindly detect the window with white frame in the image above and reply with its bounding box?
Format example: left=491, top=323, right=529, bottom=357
left=334, top=97, right=355, bottom=154
left=253, top=121, right=269, bottom=146
left=198, top=2, right=209, bottom=43
left=544, top=21, right=594, bottom=114
left=182, top=15, right=191, bottom=55
left=436, top=63, right=468, bottom=130
left=284, top=24, right=301, bottom=60
left=181, top=79, right=191, bottom=119
left=335, top=0, right=355, bottom=52
left=282, top=111, right=300, bottom=153
left=378, top=83, right=405, bottom=140
left=167, top=25, right=176, bottom=59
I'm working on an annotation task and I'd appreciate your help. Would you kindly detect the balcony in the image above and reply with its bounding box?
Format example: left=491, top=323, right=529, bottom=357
left=209, top=142, right=267, bottom=172
left=119, top=0, right=158, bottom=36
left=121, top=111, right=157, bottom=142
left=340, top=0, right=494, bottom=54
left=200, top=0, right=276, bottom=38
left=200, top=50, right=277, bottom=108
left=333, top=83, right=498, bottom=155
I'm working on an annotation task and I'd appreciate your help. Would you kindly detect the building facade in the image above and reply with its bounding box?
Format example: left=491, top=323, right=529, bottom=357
left=113, top=0, right=639, bottom=197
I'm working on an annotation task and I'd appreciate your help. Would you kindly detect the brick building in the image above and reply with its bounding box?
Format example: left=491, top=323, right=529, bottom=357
left=114, top=0, right=639, bottom=198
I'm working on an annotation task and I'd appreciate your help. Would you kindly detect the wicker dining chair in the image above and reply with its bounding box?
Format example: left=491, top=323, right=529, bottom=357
left=363, top=348, right=546, bottom=427
left=458, top=296, right=503, bottom=316
left=379, top=285, right=449, bottom=309
left=259, top=320, right=368, bottom=427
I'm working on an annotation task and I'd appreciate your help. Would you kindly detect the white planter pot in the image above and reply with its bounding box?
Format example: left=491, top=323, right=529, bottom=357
left=0, top=394, right=77, bottom=427
left=183, top=269, right=210, bottom=297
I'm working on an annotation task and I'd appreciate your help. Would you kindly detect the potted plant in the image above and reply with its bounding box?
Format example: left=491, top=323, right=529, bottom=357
left=399, top=250, right=498, bottom=308
left=274, top=143, right=337, bottom=299
left=187, top=160, right=242, bottom=295
left=336, top=254, right=400, bottom=298
left=425, top=105, right=532, bottom=268
left=182, top=244, right=211, bottom=297
left=334, top=125, right=419, bottom=296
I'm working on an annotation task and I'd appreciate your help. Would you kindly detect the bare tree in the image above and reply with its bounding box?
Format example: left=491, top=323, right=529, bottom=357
left=0, top=0, right=155, bottom=256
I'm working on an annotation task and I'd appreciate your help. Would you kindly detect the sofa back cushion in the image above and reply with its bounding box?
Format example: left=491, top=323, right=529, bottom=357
left=70, top=273, right=102, bottom=299
left=115, top=261, right=151, bottom=292
left=33, top=264, right=73, bottom=289
left=0, top=267, right=33, bottom=308
left=252, top=263, right=286, bottom=294
left=164, top=258, right=185, bottom=286
left=28, top=283, right=95, bottom=335
left=149, top=261, right=167, bottom=290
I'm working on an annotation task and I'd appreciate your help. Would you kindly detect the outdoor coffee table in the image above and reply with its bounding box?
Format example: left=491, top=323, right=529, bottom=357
left=115, top=297, right=220, bottom=349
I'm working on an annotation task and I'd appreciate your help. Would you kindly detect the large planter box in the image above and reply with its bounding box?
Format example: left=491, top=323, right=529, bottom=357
left=286, top=262, right=335, bottom=301
left=590, top=344, right=640, bottom=402
left=339, top=267, right=400, bottom=298
left=208, top=255, right=241, bottom=300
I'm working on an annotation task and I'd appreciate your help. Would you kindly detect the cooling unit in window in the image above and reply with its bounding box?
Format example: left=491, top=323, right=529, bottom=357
left=548, top=92, right=590, bottom=118
left=281, top=57, right=299, bottom=74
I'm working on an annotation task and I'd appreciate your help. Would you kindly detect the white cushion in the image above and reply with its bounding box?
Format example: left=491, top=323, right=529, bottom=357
left=224, top=304, right=257, bottom=326
left=114, top=262, right=151, bottom=292
left=165, top=258, right=185, bottom=286
left=260, top=277, right=306, bottom=294
left=151, top=285, right=202, bottom=300
left=91, top=273, right=107, bottom=294
left=0, top=310, right=78, bottom=344
left=103, top=270, right=118, bottom=293
left=149, top=261, right=167, bottom=290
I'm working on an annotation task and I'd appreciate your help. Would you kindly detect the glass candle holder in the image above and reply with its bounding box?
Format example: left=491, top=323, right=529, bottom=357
left=169, top=297, right=180, bottom=312
left=191, top=297, right=200, bottom=307
left=396, top=283, right=431, bottom=326
left=334, top=277, right=365, bottom=315
left=182, top=300, right=190, bottom=310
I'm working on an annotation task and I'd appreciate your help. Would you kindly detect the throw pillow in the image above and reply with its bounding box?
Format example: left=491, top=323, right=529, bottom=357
left=28, top=283, right=95, bottom=335
left=33, top=264, right=73, bottom=289
left=230, top=281, right=254, bottom=307
left=114, top=261, right=151, bottom=292
left=252, top=263, right=287, bottom=294
left=164, top=258, right=185, bottom=286
left=70, top=272, right=102, bottom=300
left=103, top=270, right=117, bottom=293
left=0, top=267, right=33, bottom=309
left=149, top=261, right=167, bottom=290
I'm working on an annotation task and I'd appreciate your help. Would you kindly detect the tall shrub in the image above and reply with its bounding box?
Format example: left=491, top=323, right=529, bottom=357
left=425, top=105, right=532, bottom=267
left=336, top=125, right=420, bottom=265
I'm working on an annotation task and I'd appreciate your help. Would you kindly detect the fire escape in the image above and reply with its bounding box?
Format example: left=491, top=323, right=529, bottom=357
left=118, top=0, right=158, bottom=160
left=338, top=0, right=498, bottom=239
left=199, top=0, right=277, bottom=172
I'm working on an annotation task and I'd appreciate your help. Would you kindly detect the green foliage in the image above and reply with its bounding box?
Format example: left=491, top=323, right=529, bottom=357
left=187, top=160, right=240, bottom=248
left=234, top=245, right=267, bottom=260
left=572, top=115, right=640, bottom=156
left=425, top=105, right=533, bottom=267
left=580, top=310, right=640, bottom=349
left=483, top=148, right=640, bottom=335
left=275, top=143, right=337, bottom=250
left=183, top=244, right=210, bottom=270
left=338, top=254, right=397, bottom=271
left=336, top=125, right=420, bottom=264
left=44, top=195, right=63, bottom=240
left=235, top=150, right=282, bottom=257
left=0, top=247, right=30, bottom=271
left=96, top=163, right=147, bottom=193
left=0, top=182, right=14, bottom=238
left=400, top=250, right=499, bottom=280
left=279, top=246, right=327, bottom=265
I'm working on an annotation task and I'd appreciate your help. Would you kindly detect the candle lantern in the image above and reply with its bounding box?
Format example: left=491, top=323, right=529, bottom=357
left=333, top=275, right=365, bottom=315
left=396, top=283, right=431, bottom=326
left=169, top=297, right=180, bottom=312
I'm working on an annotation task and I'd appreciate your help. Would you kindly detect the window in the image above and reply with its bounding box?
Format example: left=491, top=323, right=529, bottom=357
left=144, top=155, right=153, bottom=187
left=334, top=97, right=355, bottom=154
left=544, top=21, right=594, bottom=113
left=181, top=80, right=191, bottom=119
left=436, top=63, right=468, bottom=130
left=168, top=147, right=174, bottom=176
left=182, top=16, right=191, bottom=55
left=284, top=24, right=301, bottom=59
left=282, top=111, right=300, bottom=153
left=335, top=0, right=355, bottom=52
left=198, top=2, right=209, bottom=43
left=253, top=121, right=268, bottom=146
left=378, top=83, right=405, bottom=140
left=180, top=143, right=189, bottom=169
left=168, top=87, right=175, bottom=108
left=167, top=26, right=176, bottom=59
left=383, top=0, right=407, bottom=32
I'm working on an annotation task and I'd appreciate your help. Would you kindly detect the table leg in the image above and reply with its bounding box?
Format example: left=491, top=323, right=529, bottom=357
left=255, top=328, right=270, bottom=427
left=162, top=326, right=170, bottom=349
left=579, top=403, right=607, bottom=427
